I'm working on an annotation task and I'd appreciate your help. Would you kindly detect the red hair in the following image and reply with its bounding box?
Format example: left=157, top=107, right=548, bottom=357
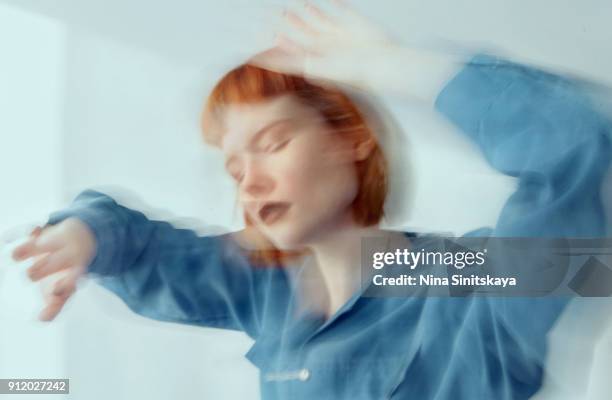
left=201, top=58, right=388, bottom=266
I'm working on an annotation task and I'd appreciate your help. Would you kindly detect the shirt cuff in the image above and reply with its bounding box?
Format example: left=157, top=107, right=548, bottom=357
left=45, top=193, right=119, bottom=276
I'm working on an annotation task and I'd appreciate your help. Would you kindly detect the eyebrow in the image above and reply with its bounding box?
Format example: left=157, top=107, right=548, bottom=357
left=224, top=118, right=293, bottom=170
left=249, top=118, right=293, bottom=148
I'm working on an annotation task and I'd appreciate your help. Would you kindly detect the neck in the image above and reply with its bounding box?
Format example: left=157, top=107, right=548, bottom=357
left=305, top=217, right=382, bottom=318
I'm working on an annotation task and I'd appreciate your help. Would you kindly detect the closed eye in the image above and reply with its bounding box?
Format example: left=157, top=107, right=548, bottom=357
left=265, top=138, right=292, bottom=152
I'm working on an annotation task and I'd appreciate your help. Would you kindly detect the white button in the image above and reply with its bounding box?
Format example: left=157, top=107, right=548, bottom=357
left=298, top=368, right=310, bottom=381
left=264, top=369, right=311, bottom=382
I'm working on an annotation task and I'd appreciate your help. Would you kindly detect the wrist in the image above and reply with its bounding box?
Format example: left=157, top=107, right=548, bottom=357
left=367, top=45, right=466, bottom=105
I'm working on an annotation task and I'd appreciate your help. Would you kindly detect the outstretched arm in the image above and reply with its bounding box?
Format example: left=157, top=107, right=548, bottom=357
left=15, top=189, right=270, bottom=337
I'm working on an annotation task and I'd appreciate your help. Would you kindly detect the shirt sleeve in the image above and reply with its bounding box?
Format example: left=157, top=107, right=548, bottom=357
left=45, top=189, right=264, bottom=337
left=435, top=53, right=611, bottom=238
left=433, top=54, right=612, bottom=392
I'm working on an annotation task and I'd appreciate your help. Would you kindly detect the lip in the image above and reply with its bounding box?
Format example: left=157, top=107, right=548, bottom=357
left=257, top=202, right=291, bottom=225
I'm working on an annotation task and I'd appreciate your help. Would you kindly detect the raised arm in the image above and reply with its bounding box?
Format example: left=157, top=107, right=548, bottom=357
left=432, top=54, right=612, bottom=394
left=434, top=54, right=611, bottom=237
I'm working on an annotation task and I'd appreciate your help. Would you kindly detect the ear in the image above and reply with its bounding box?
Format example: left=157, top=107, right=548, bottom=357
left=354, top=137, right=377, bottom=161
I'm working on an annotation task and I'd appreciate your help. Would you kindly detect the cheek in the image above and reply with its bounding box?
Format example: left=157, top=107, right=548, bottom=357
left=271, top=134, right=358, bottom=205
left=266, top=141, right=322, bottom=193
left=274, top=165, right=314, bottom=200
left=282, top=152, right=358, bottom=209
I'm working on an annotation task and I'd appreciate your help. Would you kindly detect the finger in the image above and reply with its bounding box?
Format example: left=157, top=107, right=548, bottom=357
left=276, top=33, right=310, bottom=55
left=30, top=226, right=43, bottom=237
left=26, top=253, right=51, bottom=277
left=39, top=278, right=77, bottom=322
left=328, top=0, right=367, bottom=24
left=278, top=33, right=325, bottom=60
left=51, top=267, right=82, bottom=297
left=303, top=1, right=335, bottom=26
left=12, top=228, right=59, bottom=261
left=12, top=237, right=40, bottom=261
left=27, top=250, right=72, bottom=282
left=250, top=43, right=306, bottom=75
left=6, top=226, right=40, bottom=260
left=12, top=239, right=34, bottom=261
left=39, top=295, right=70, bottom=322
left=284, top=9, right=319, bottom=37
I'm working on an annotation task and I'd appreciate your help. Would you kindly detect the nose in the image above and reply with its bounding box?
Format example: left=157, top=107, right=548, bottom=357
left=240, top=159, right=274, bottom=199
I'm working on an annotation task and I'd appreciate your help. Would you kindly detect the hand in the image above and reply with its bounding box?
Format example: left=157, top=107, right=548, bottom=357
left=11, top=218, right=96, bottom=321
left=252, top=0, right=400, bottom=91
left=253, top=0, right=464, bottom=103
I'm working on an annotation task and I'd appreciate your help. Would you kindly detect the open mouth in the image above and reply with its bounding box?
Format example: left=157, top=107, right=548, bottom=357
left=258, top=202, right=291, bottom=225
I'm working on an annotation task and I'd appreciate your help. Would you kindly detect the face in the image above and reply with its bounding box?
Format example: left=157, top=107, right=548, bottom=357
left=221, top=94, right=361, bottom=250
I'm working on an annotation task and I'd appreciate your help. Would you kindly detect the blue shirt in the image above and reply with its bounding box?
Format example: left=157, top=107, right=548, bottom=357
left=47, top=54, right=611, bottom=399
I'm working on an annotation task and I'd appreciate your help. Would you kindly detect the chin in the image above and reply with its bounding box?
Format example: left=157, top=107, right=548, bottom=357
left=264, top=224, right=315, bottom=251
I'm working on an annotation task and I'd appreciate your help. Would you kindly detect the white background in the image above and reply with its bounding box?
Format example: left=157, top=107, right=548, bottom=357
left=0, top=1, right=611, bottom=399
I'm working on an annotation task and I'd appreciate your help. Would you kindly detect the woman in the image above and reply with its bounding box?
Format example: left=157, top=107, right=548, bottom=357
left=12, top=2, right=611, bottom=399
